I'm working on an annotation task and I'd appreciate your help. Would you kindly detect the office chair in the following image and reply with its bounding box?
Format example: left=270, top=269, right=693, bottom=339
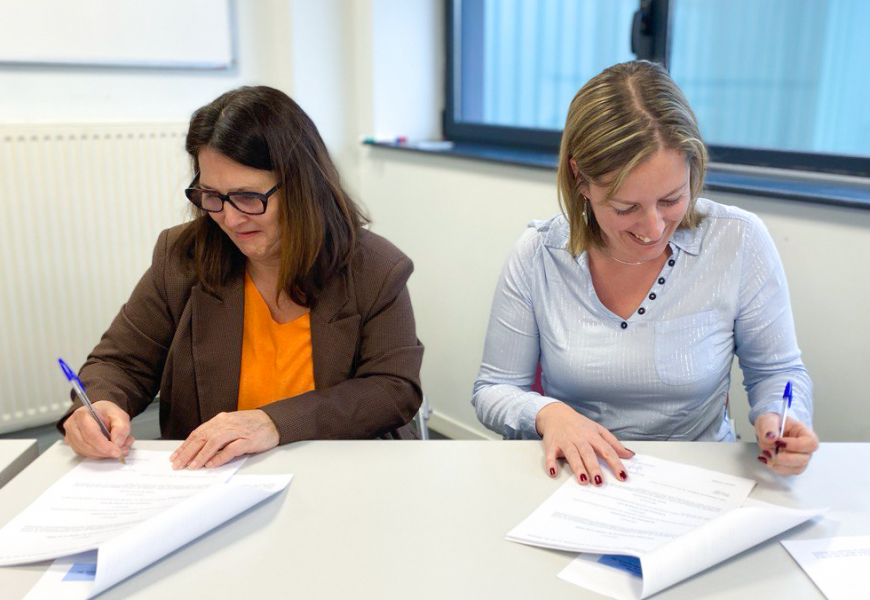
left=414, top=394, right=431, bottom=440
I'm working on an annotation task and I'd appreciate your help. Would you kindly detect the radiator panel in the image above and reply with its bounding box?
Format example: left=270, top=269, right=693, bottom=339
left=0, top=123, right=189, bottom=433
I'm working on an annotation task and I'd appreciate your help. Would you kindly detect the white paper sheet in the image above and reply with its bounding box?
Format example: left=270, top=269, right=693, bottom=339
left=507, top=454, right=826, bottom=599
left=21, top=474, right=293, bottom=600
left=559, top=498, right=826, bottom=599
left=507, top=454, right=756, bottom=555
left=0, top=449, right=244, bottom=565
left=781, top=535, right=870, bottom=600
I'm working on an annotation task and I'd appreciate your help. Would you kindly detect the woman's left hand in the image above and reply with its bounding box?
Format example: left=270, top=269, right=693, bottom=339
left=170, top=410, right=280, bottom=470
left=754, top=413, right=819, bottom=476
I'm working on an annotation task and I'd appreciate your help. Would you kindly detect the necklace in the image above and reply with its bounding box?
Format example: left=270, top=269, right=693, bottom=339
left=599, top=249, right=662, bottom=266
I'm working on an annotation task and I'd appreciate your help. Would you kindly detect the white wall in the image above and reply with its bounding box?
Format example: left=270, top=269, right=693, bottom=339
left=0, top=0, right=293, bottom=122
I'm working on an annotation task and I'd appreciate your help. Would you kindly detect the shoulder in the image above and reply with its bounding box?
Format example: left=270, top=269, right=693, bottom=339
left=676, top=198, right=770, bottom=253
left=508, top=214, right=569, bottom=263
left=162, top=222, right=194, bottom=247
left=351, top=228, right=412, bottom=277
left=151, top=223, right=200, bottom=301
left=696, top=197, right=764, bottom=229
left=346, top=229, right=413, bottom=308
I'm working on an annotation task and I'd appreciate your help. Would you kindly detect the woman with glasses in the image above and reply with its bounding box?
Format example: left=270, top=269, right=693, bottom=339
left=59, top=86, right=423, bottom=469
left=472, top=61, right=818, bottom=484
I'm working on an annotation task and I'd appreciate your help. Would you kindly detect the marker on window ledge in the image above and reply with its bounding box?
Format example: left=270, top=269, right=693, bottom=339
left=413, top=140, right=455, bottom=151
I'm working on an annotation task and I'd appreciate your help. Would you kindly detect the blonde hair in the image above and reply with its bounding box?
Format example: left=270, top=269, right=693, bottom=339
left=556, top=60, right=708, bottom=256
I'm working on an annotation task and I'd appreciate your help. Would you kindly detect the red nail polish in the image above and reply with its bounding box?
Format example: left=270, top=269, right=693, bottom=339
left=762, top=450, right=772, bottom=459
left=775, top=440, right=787, bottom=449
left=549, top=468, right=556, bottom=477
left=580, top=473, right=587, bottom=482
left=758, top=456, right=768, bottom=464
left=765, top=431, right=776, bottom=439
left=594, top=475, right=602, bottom=485
left=619, top=471, right=627, bottom=481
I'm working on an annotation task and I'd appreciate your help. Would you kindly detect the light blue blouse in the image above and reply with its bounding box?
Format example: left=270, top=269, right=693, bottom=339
left=472, top=198, right=812, bottom=441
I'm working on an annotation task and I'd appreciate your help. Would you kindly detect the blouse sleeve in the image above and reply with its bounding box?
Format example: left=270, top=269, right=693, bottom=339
left=735, top=215, right=813, bottom=427
left=472, top=229, right=560, bottom=439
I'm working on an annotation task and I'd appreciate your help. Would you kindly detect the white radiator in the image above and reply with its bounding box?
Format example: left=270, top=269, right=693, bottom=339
left=0, top=123, right=190, bottom=433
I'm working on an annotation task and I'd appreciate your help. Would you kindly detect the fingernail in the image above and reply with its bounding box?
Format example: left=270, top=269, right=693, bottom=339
left=765, top=431, right=776, bottom=439
left=579, top=473, right=588, bottom=482
left=762, top=450, right=772, bottom=459
left=549, top=468, right=556, bottom=477
left=188, top=462, right=198, bottom=470
left=594, top=475, right=602, bottom=486
left=625, top=448, right=636, bottom=456
left=169, top=453, right=177, bottom=461
left=757, top=456, right=768, bottom=464
left=775, top=440, right=787, bottom=449
left=619, top=471, right=627, bottom=481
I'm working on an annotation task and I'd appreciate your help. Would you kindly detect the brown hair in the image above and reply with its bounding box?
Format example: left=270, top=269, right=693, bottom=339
left=556, top=60, right=708, bottom=256
left=173, top=86, right=367, bottom=306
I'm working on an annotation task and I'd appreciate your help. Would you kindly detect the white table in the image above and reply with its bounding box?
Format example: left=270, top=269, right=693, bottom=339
left=0, top=440, right=865, bottom=599
left=0, top=440, right=38, bottom=489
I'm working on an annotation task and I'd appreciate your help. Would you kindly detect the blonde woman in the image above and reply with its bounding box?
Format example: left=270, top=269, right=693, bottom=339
left=472, top=61, right=817, bottom=484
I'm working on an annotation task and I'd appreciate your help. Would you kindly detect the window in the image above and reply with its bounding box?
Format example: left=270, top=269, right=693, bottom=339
left=446, top=0, right=870, bottom=176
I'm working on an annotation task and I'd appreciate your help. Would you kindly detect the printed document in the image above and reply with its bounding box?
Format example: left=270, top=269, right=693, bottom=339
left=507, top=454, right=825, bottom=599
left=0, top=449, right=243, bottom=565
left=0, top=449, right=294, bottom=599
left=507, top=454, right=755, bottom=555
left=21, top=474, right=292, bottom=600
left=781, top=535, right=870, bottom=600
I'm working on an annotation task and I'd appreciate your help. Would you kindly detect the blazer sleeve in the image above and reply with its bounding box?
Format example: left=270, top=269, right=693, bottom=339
left=57, top=228, right=177, bottom=432
left=260, top=254, right=424, bottom=443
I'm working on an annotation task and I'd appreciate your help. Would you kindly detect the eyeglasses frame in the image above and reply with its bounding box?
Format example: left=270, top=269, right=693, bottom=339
left=184, top=174, right=280, bottom=216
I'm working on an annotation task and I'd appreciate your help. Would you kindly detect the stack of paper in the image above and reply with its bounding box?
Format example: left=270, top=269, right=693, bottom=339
left=782, top=535, right=870, bottom=600
left=507, top=454, right=825, bottom=600
left=0, top=450, right=292, bottom=599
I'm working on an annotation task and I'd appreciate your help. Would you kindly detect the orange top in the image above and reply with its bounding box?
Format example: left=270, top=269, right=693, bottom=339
left=237, top=272, right=315, bottom=411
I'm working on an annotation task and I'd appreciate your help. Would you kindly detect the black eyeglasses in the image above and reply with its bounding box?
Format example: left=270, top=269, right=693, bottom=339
left=185, top=174, right=280, bottom=216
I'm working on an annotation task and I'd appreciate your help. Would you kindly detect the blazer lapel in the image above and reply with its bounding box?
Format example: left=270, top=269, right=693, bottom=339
left=310, top=268, right=360, bottom=389
left=191, top=274, right=244, bottom=422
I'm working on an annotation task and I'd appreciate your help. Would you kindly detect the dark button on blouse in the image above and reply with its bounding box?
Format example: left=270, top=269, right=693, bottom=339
left=668, top=259, right=676, bottom=266
left=620, top=322, right=628, bottom=329
left=638, top=307, right=646, bottom=315
left=658, top=277, right=666, bottom=285
left=649, top=293, right=657, bottom=300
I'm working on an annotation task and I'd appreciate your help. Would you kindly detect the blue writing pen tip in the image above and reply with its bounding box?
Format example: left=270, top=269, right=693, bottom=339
left=783, top=381, right=791, bottom=399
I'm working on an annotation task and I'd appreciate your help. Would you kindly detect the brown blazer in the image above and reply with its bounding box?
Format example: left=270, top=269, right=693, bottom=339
left=59, top=225, right=424, bottom=443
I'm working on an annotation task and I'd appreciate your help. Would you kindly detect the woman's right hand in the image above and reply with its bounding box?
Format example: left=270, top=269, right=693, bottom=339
left=536, top=402, right=634, bottom=485
left=63, top=400, right=134, bottom=460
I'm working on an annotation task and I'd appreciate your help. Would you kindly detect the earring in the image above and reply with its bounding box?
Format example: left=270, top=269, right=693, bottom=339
left=581, top=195, right=589, bottom=226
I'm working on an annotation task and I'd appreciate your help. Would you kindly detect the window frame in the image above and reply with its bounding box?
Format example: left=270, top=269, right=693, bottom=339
left=443, top=0, right=870, bottom=178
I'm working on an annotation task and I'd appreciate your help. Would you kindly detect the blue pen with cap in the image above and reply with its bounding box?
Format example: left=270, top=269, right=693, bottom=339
left=58, top=358, right=125, bottom=463
left=778, top=380, right=793, bottom=439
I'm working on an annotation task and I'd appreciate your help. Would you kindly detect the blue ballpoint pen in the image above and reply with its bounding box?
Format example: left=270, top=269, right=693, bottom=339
left=58, top=358, right=125, bottom=463
left=778, top=381, right=793, bottom=439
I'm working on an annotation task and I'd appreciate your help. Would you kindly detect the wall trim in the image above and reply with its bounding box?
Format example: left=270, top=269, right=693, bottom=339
left=428, top=411, right=499, bottom=441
